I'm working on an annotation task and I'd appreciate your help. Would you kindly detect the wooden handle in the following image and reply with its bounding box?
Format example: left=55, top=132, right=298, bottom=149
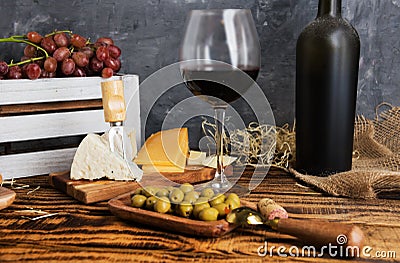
left=277, top=218, right=364, bottom=255
left=101, top=80, right=126, bottom=123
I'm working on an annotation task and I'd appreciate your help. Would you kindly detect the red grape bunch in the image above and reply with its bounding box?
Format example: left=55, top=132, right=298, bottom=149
left=0, top=30, right=122, bottom=80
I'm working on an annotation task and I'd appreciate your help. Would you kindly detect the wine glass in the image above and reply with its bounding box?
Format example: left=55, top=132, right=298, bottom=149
left=179, top=9, right=261, bottom=194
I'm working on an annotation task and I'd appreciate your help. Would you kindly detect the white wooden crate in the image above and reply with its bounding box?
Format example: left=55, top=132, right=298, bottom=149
left=0, top=74, right=140, bottom=179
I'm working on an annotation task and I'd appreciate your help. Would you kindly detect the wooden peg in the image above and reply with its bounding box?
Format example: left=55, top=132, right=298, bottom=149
left=101, top=80, right=126, bottom=123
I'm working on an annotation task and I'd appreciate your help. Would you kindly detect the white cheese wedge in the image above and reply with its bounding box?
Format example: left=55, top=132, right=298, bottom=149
left=70, top=133, right=143, bottom=181
left=187, top=150, right=207, bottom=166
left=202, top=155, right=237, bottom=169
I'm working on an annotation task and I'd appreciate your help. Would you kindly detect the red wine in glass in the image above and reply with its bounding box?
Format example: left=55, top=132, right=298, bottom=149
left=182, top=65, right=260, bottom=105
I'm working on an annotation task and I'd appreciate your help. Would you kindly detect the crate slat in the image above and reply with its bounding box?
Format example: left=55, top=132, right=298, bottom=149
left=0, top=75, right=139, bottom=105
left=0, top=110, right=109, bottom=143
left=0, top=148, right=77, bottom=179
left=0, top=76, right=122, bottom=105
left=0, top=100, right=103, bottom=116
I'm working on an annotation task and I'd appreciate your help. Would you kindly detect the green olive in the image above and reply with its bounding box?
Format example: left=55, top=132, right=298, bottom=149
left=179, top=183, right=194, bottom=194
left=133, top=187, right=143, bottom=195
left=176, top=201, right=193, bottom=218
left=212, top=202, right=229, bottom=217
left=145, top=196, right=157, bottom=210
left=154, top=196, right=171, bottom=214
left=200, top=188, right=215, bottom=198
left=225, top=198, right=240, bottom=211
left=131, top=194, right=147, bottom=208
left=193, top=202, right=211, bottom=219
left=199, top=207, right=219, bottom=221
left=194, top=197, right=210, bottom=205
left=226, top=193, right=240, bottom=205
left=156, top=188, right=169, bottom=198
left=166, top=186, right=175, bottom=193
left=183, top=191, right=200, bottom=204
left=169, top=188, right=184, bottom=203
left=209, top=193, right=226, bottom=207
left=143, top=186, right=157, bottom=197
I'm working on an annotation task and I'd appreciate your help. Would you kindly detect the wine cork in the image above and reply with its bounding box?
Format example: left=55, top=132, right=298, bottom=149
left=101, top=80, right=126, bottom=123
left=258, top=198, right=289, bottom=221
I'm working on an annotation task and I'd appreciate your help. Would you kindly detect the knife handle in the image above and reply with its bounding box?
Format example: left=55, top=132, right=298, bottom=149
left=101, top=80, right=126, bottom=123
left=276, top=218, right=364, bottom=256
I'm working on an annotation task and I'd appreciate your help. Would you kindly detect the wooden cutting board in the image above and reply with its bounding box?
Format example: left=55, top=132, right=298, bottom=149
left=49, top=166, right=216, bottom=204
left=0, top=187, right=16, bottom=210
left=0, top=174, right=16, bottom=210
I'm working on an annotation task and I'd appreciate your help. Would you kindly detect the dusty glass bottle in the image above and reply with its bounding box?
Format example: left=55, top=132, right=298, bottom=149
left=295, top=0, right=360, bottom=176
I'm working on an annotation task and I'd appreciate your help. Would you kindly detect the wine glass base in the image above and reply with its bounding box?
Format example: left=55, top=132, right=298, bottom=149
left=201, top=179, right=250, bottom=197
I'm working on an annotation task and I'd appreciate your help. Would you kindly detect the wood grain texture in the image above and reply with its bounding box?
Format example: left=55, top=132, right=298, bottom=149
left=0, top=168, right=399, bottom=262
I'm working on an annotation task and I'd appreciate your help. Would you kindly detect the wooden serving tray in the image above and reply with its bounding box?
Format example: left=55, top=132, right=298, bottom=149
left=108, top=191, right=256, bottom=237
left=49, top=166, right=215, bottom=204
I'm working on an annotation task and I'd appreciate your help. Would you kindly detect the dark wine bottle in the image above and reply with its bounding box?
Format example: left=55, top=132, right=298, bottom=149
left=295, top=0, right=360, bottom=176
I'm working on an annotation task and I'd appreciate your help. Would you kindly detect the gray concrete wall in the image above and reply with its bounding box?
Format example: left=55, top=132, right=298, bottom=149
left=0, top=0, right=399, bottom=146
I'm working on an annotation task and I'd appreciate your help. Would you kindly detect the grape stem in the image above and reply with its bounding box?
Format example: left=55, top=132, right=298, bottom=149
left=45, top=30, right=73, bottom=38
left=8, top=56, right=46, bottom=67
left=0, top=36, right=49, bottom=66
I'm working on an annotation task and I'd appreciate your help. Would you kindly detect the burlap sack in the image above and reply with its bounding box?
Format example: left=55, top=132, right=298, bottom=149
left=293, top=104, right=400, bottom=199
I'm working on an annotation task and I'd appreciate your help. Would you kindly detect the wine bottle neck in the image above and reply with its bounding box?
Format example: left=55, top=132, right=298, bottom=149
left=317, top=0, right=342, bottom=17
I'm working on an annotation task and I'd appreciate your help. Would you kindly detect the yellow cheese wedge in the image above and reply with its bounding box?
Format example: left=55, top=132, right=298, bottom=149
left=135, top=128, right=189, bottom=170
left=141, top=164, right=185, bottom=174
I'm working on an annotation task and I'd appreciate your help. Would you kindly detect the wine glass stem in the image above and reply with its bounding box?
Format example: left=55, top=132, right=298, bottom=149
left=214, top=106, right=227, bottom=185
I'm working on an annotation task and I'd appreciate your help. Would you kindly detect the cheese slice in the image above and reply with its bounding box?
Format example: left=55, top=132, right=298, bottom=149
left=141, top=164, right=184, bottom=174
left=187, top=150, right=206, bottom=166
left=135, top=128, right=189, bottom=169
left=202, top=155, right=237, bottom=169
left=70, top=133, right=143, bottom=181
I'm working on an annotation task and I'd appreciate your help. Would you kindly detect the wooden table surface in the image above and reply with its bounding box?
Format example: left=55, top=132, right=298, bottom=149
left=0, top=168, right=399, bottom=262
